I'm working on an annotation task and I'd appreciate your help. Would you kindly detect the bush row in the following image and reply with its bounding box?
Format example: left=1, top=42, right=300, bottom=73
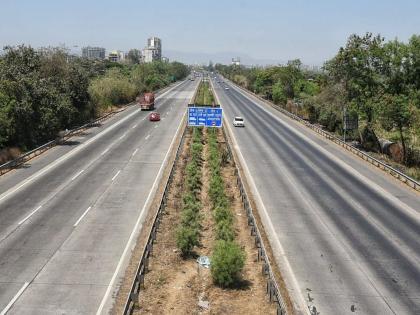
left=0, top=46, right=190, bottom=151
left=207, top=128, right=245, bottom=287
left=176, top=128, right=203, bottom=256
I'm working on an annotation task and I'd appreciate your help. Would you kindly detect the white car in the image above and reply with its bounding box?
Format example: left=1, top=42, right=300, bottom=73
left=224, top=86, right=229, bottom=90
left=233, top=116, right=245, bottom=127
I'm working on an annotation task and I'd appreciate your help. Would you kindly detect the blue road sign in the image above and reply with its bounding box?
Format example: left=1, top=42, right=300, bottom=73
left=188, top=107, right=223, bottom=127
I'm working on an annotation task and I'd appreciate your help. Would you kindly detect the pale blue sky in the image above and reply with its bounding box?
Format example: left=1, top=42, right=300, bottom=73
left=1, top=0, right=419, bottom=65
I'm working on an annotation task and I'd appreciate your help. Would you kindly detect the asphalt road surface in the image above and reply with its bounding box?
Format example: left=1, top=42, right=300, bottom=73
left=212, top=77, right=420, bottom=315
left=0, top=79, right=198, bottom=315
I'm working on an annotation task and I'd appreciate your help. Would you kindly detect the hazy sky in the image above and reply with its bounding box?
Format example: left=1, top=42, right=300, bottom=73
left=1, top=0, right=419, bottom=65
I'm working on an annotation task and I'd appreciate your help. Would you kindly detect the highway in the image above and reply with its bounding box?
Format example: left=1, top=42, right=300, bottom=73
left=212, top=77, right=420, bottom=315
left=0, top=79, right=198, bottom=315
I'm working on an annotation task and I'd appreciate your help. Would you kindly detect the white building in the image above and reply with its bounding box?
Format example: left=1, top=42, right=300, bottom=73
left=108, top=50, right=125, bottom=62
left=142, top=36, right=162, bottom=63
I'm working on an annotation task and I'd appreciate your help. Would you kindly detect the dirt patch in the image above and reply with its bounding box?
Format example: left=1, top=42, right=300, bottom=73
left=131, top=127, right=277, bottom=315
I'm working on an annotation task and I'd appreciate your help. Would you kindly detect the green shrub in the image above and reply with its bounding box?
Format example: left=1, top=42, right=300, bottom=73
left=181, top=207, right=201, bottom=228
left=216, top=220, right=235, bottom=241
left=183, top=192, right=198, bottom=205
left=209, top=175, right=225, bottom=200
left=176, top=226, right=199, bottom=257
left=183, top=198, right=201, bottom=213
left=213, top=206, right=233, bottom=224
left=214, top=195, right=229, bottom=209
left=211, top=240, right=245, bottom=287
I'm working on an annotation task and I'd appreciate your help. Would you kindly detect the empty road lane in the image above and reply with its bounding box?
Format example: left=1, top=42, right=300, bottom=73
left=0, top=79, right=198, bottom=315
left=213, top=77, right=420, bottom=315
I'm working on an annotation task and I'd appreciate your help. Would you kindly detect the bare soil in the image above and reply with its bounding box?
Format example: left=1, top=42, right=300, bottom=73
left=133, top=128, right=277, bottom=315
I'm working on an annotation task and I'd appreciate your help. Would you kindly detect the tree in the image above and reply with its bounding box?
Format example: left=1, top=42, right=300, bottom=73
left=272, top=81, right=287, bottom=104
left=379, top=94, right=413, bottom=163
left=325, top=33, right=385, bottom=124
left=325, top=33, right=386, bottom=151
left=127, top=49, right=141, bottom=64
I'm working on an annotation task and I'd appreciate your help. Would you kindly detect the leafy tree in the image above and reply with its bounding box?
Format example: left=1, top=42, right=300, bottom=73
left=272, top=81, right=287, bottom=104
left=325, top=33, right=385, bottom=124
left=127, top=49, right=141, bottom=64
left=0, top=45, right=188, bottom=152
left=379, top=94, right=413, bottom=163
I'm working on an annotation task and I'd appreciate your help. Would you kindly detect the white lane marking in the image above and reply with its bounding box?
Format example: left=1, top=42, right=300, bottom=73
left=230, top=81, right=420, bottom=219
left=132, top=124, right=138, bottom=129
left=166, top=111, right=169, bottom=115
left=111, top=170, right=121, bottom=181
left=71, top=169, right=84, bottom=181
left=100, top=147, right=110, bottom=156
left=142, top=117, right=146, bottom=121
left=0, top=282, right=29, bottom=315
left=96, top=97, right=189, bottom=315
left=118, top=133, right=127, bottom=140
left=0, top=110, right=140, bottom=204
left=18, top=206, right=42, bottom=225
left=73, top=206, right=92, bottom=227
left=131, top=148, right=139, bottom=157
left=145, top=134, right=150, bottom=140
left=0, top=80, right=185, bottom=205
left=211, top=79, right=309, bottom=314
left=154, top=125, right=158, bottom=128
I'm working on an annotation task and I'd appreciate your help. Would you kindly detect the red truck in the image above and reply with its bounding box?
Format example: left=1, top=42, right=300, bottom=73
left=137, top=92, right=155, bottom=110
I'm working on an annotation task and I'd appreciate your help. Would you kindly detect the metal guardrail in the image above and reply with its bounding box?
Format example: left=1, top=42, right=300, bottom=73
left=0, top=110, right=120, bottom=176
left=123, top=78, right=195, bottom=314
left=123, top=79, right=287, bottom=314
left=122, top=123, right=287, bottom=315
left=122, top=122, right=187, bottom=315
left=222, top=126, right=288, bottom=315
left=227, top=79, right=420, bottom=192
left=0, top=79, right=185, bottom=177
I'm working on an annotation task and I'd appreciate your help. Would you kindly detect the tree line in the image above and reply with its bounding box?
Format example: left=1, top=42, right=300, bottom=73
left=0, top=45, right=189, bottom=155
left=215, top=33, right=420, bottom=167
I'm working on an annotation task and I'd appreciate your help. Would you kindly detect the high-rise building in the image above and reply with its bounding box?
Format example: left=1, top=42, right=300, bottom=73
left=82, top=46, right=106, bottom=59
left=142, top=37, right=162, bottom=63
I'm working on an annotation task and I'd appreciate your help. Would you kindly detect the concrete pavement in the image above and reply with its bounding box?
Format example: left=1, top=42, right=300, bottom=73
left=0, top=79, right=198, bottom=315
left=213, top=76, right=420, bottom=315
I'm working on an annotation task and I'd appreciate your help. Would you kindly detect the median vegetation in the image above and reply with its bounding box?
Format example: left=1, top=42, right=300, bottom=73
left=176, top=127, right=203, bottom=256
left=0, top=45, right=189, bottom=156
left=207, top=128, right=245, bottom=287
left=194, top=80, right=215, bottom=106
left=127, top=81, right=279, bottom=313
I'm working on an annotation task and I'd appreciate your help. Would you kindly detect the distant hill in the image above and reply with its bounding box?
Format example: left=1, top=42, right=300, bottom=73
left=165, top=50, right=286, bottom=66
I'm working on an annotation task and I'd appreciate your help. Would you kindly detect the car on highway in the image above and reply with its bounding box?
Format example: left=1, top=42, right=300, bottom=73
left=233, top=116, right=245, bottom=127
left=224, top=86, right=229, bottom=90
left=149, top=112, right=160, bottom=121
